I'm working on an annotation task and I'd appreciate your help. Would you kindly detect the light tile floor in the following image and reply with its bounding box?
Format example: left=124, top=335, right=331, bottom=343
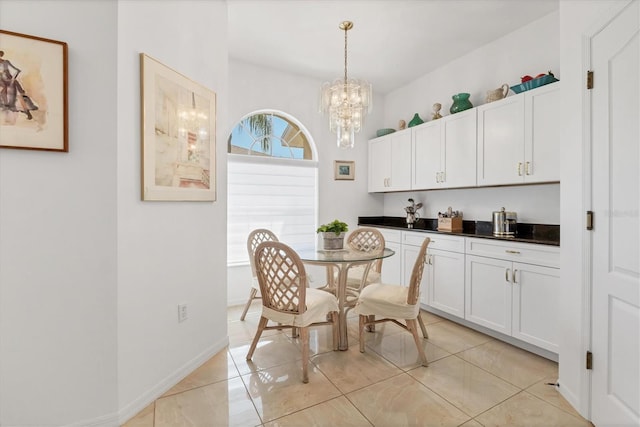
left=123, top=303, right=592, bottom=427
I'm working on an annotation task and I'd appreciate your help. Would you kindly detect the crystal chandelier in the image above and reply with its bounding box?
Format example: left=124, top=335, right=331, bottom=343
left=320, top=21, right=372, bottom=149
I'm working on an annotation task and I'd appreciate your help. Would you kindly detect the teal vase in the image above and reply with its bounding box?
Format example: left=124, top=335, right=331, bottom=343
left=408, top=113, right=424, bottom=128
left=450, top=93, right=473, bottom=114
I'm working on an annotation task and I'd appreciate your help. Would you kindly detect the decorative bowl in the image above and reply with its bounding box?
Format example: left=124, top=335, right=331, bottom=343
left=376, top=128, right=396, bottom=137
left=510, top=75, right=559, bottom=94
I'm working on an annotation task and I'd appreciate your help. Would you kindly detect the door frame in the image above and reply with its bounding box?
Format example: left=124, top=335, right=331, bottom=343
left=581, top=0, right=636, bottom=420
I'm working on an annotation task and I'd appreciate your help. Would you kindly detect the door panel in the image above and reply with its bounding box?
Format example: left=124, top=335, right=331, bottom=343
left=429, top=249, right=465, bottom=317
left=464, top=255, right=512, bottom=335
left=412, top=121, right=441, bottom=190
left=512, top=263, right=559, bottom=353
left=591, top=1, right=639, bottom=425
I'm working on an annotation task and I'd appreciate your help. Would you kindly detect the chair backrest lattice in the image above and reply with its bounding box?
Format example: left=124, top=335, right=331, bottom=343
left=254, top=241, right=307, bottom=315
left=347, top=227, right=386, bottom=272
left=407, top=238, right=431, bottom=305
left=247, top=229, right=279, bottom=278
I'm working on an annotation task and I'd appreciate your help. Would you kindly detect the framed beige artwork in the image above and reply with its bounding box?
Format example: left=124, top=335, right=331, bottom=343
left=334, top=160, right=355, bottom=180
left=0, top=29, right=68, bottom=152
left=140, top=53, right=216, bottom=201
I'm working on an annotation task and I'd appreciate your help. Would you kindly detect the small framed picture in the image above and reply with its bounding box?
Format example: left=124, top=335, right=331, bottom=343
left=334, top=160, right=355, bottom=180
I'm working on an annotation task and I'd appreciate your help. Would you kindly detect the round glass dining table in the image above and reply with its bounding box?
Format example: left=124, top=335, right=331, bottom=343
left=295, top=246, right=396, bottom=350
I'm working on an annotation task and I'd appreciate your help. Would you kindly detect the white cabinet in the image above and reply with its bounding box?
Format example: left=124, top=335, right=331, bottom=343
left=426, top=248, right=466, bottom=318
left=375, top=228, right=402, bottom=284
left=412, top=108, right=477, bottom=190
left=477, top=83, right=561, bottom=186
left=464, top=238, right=559, bottom=353
left=402, top=232, right=466, bottom=318
left=368, top=130, right=412, bottom=192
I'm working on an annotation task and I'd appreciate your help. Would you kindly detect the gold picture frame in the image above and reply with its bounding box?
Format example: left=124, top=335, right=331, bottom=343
left=0, top=29, right=68, bottom=152
left=334, top=160, right=355, bottom=180
left=140, top=53, right=216, bottom=201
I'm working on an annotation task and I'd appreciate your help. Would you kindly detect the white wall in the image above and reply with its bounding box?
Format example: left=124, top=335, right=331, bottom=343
left=227, top=59, right=384, bottom=305
left=381, top=11, right=561, bottom=225
left=557, top=0, right=620, bottom=418
left=383, top=11, right=560, bottom=128
left=0, top=1, right=118, bottom=425
left=117, top=0, right=229, bottom=423
left=383, top=184, right=560, bottom=224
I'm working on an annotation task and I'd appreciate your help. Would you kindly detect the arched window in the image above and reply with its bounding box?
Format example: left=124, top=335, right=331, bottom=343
left=227, top=111, right=318, bottom=265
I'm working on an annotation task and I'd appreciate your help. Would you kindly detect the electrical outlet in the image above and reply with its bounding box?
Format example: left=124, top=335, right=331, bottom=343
left=178, top=304, right=188, bottom=322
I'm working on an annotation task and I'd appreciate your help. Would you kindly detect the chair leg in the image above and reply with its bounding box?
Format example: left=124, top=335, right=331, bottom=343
left=407, top=318, right=428, bottom=367
left=246, top=316, right=268, bottom=360
left=359, top=315, right=366, bottom=353
left=240, top=288, right=258, bottom=321
left=418, top=313, right=429, bottom=339
left=301, top=327, right=309, bottom=383
left=331, top=312, right=339, bottom=351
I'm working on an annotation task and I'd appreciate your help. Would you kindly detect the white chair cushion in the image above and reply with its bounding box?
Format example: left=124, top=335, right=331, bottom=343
left=354, top=283, right=420, bottom=319
left=262, top=288, right=339, bottom=327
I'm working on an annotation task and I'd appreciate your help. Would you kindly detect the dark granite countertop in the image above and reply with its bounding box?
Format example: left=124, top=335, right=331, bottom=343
left=358, top=216, right=560, bottom=246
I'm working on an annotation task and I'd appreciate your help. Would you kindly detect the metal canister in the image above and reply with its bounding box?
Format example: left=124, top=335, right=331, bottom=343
left=493, top=207, right=517, bottom=236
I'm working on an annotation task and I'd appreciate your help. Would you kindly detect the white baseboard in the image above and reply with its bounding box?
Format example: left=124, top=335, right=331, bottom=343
left=65, top=412, right=120, bottom=427
left=117, top=336, right=229, bottom=425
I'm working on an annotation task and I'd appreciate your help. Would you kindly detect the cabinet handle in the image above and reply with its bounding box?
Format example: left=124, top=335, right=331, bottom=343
left=435, top=172, right=440, bottom=183
left=505, top=250, right=521, bottom=254
left=525, top=161, right=531, bottom=175
left=513, top=269, right=518, bottom=284
left=517, top=162, right=523, bottom=176
left=441, top=171, right=445, bottom=182
left=505, top=268, right=511, bottom=282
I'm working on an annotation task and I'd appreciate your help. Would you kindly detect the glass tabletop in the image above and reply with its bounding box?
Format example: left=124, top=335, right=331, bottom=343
left=295, top=247, right=395, bottom=263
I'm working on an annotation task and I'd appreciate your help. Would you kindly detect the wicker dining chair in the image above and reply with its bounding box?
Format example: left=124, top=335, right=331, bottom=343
left=355, top=237, right=431, bottom=366
left=246, top=241, right=339, bottom=383
left=240, top=229, right=279, bottom=321
left=321, top=227, right=386, bottom=306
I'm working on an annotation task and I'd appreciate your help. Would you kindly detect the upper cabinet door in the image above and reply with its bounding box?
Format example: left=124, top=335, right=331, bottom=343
left=368, top=136, right=391, bottom=192
left=524, top=83, right=561, bottom=183
left=477, top=95, right=525, bottom=186
left=442, top=108, right=477, bottom=188
left=412, top=121, right=442, bottom=190
left=388, top=130, right=412, bottom=191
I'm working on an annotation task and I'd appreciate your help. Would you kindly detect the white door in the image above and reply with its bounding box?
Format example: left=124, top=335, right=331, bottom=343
left=381, top=240, right=402, bottom=285
left=524, top=83, right=561, bottom=183
left=412, top=121, right=441, bottom=190
left=464, top=255, right=512, bottom=335
left=476, top=96, right=524, bottom=186
left=442, top=108, right=477, bottom=188
left=429, top=248, right=465, bottom=318
left=511, top=263, right=559, bottom=353
left=368, top=137, right=390, bottom=192
left=389, top=131, right=412, bottom=191
left=591, top=1, right=640, bottom=426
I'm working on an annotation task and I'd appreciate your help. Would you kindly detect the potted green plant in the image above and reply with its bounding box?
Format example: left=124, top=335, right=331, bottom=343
left=316, top=219, right=349, bottom=250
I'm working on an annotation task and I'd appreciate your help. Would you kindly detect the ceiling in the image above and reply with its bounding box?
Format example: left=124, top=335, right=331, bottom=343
left=227, top=0, right=559, bottom=94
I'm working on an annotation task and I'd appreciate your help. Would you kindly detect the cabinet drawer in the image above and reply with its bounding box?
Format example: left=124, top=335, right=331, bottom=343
left=403, top=231, right=465, bottom=253
left=373, top=228, right=402, bottom=244
left=466, top=238, right=559, bottom=268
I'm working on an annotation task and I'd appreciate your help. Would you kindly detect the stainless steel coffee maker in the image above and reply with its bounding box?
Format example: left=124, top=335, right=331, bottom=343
left=405, top=198, right=423, bottom=228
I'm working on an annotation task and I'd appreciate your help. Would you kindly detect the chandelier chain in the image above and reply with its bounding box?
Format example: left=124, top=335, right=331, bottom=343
left=343, top=25, right=348, bottom=84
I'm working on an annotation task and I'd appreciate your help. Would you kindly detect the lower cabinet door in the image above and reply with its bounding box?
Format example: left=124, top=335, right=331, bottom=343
left=465, top=255, right=512, bottom=335
left=428, top=249, right=465, bottom=318
left=381, top=240, right=402, bottom=285
left=511, top=262, right=560, bottom=353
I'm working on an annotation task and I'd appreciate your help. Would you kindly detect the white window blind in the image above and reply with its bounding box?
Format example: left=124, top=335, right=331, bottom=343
left=227, top=155, right=317, bottom=266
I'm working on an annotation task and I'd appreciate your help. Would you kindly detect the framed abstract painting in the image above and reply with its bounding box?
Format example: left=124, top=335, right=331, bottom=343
left=140, top=53, right=216, bottom=201
left=0, top=29, right=68, bottom=152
